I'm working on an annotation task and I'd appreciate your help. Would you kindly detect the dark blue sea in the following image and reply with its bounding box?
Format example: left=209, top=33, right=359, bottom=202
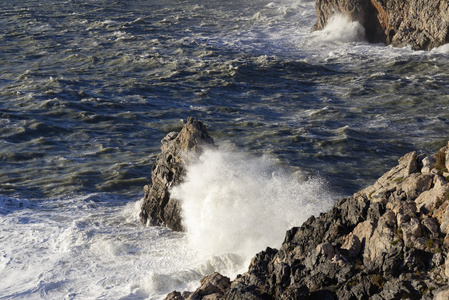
left=1, top=0, right=449, bottom=298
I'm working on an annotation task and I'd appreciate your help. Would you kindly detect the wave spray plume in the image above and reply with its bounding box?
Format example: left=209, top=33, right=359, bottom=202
left=171, top=149, right=335, bottom=274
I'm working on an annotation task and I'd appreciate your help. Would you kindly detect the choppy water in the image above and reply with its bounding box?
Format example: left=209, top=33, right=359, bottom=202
left=1, top=0, right=449, bottom=299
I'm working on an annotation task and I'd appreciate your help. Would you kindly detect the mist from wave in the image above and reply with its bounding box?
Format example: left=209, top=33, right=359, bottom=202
left=0, top=147, right=334, bottom=299
left=1, top=0, right=449, bottom=299
left=172, top=148, right=334, bottom=265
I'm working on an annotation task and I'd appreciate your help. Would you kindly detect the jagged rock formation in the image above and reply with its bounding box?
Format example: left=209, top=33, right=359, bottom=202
left=167, top=273, right=231, bottom=300
left=312, top=0, right=449, bottom=50
left=167, top=142, right=449, bottom=299
left=139, top=116, right=214, bottom=231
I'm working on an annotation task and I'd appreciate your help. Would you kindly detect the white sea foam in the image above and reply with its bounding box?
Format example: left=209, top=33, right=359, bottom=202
left=311, top=13, right=366, bottom=43
left=171, top=148, right=335, bottom=274
left=432, top=43, right=449, bottom=54
left=0, top=195, right=203, bottom=299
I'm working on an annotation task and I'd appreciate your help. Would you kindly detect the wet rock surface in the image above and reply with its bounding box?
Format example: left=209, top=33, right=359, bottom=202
left=167, top=142, right=449, bottom=299
left=139, top=116, right=215, bottom=231
left=313, top=0, right=449, bottom=50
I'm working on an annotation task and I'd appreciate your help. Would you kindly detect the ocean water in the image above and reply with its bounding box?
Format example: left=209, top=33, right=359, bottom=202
left=1, top=0, right=449, bottom=298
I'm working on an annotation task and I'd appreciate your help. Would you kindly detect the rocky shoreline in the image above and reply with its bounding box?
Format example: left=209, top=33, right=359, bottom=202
left=142, top=117, right=449, bottom=299
left=312, top=0, right=449, bottom=50
left=164, top=142, right=449, bottom=299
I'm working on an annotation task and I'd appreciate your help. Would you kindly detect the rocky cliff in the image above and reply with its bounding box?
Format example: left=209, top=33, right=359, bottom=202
left=313, top=0, right=449, bottom=50
left=139, top=116, right=215, bottom=231
left=167, top=142, right=449, bottom=299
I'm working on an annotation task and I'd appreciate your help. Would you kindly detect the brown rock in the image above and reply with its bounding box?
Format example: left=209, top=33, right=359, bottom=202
left=313, top=0, right=449, bottom=50
left=421, top=216, right=440, bottom=239
left=365, top=210, right=396, bottom=261
left=435, top=288, right=449, bottom=300
left=415, top=181, right=449, bottom=215
left=352, top=220, right=376, bottom=246
left=439, top=204, right=449, bottom=234
left=317, top=242, right=335, bottom=258
left=166, top=291, right=183, bottom=300
left=421, top=156, right=435, bottom=175
left=139, top=117, right=215, bottom=231
left=445, top=144, right=449, bottom=172
left=400, top=217, right=422, bottom=248
left=394, top=201, right=417, bottom=227
left=401, top=173, right=434, bottom=200
left=187, top=272, right=230, bottom=300
left=361, top=151, right=419, bottom=203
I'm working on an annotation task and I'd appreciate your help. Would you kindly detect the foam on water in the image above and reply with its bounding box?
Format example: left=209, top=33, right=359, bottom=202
left=0, top=148, right=334, bottom=299
left=432, top=43, right=449, bottom=54
left=172, top=148, right=334, bottom=272
left=0, top=195, right=198, bottom=299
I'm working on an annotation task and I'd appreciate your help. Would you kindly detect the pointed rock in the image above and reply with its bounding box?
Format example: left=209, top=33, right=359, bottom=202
left=139, top=116, right=215, bottom=231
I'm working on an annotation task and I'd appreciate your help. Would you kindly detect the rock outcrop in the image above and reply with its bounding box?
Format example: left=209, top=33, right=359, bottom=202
left=139, top=116, right=214, bottom=231
left=312, top=0, right=449, bottom=50
left=166, top=273, right=231, bottom=300
left=168, top=142, right=449, bottom=299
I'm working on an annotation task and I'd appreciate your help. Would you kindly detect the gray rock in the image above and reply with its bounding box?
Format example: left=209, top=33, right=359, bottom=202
left=188, top=272, right=230, bottom=300
left=140, top=116, right=215, bottom=231
left=341, top=234, right=362, bottom=258
left=165, top=139, right=449, bottom=299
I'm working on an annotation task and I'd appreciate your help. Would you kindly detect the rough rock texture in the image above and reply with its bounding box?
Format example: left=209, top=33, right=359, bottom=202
left=168, top=142, right=449, bottom=299
left=166, top=273, right=231, bottom=300
left=313, top=0, right=449, bottom=50
left=139, top=116, right=214, bottom=231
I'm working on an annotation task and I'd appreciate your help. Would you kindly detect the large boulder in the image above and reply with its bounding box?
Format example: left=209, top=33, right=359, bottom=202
left=313, top=0, right=449, bottom=50
left=167, top=142, right=449, bottom=299
left=139, top=116, right=215, bottom=231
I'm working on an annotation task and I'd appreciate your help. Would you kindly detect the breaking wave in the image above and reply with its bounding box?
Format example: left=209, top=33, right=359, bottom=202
left=171, top=149, right=335, bottom=269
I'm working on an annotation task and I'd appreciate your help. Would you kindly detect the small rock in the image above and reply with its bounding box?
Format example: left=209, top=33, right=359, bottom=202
left=439, top=204, right=449, bottom=234
left=140, top=116, right=215, bottom=231
left=421, top=217, right=440, bottom=239
left=401, top=173, right=433, bottom=201
left=401, top=217, right=422, bottom=248
left=341, top=234, right=361, bottom=258
left=317, top=243, right=335, bottom=259
left=186, top=272, right=230, bottom=300
left=394, top=201, right=417, bottom=226
left=445, top=147, right=449, bottom=172
left=421, top=156, right=434, bottom=174
left=365, top=210, right=396, bottom=261
left=165, top=291, right=182, bottom=300
left=435, top=288, right=449, bottom=300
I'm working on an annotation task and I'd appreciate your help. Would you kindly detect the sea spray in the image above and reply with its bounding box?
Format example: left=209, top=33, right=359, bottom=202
left=311, top=13, right=366, bottom=43
left=171, top=148, right=335, bottom=274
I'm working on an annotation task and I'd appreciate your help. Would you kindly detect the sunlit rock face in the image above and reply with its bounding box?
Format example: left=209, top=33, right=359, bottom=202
left=167, top=142, right=449, bottom=299
left=312, top=0, right=449, bottom=50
